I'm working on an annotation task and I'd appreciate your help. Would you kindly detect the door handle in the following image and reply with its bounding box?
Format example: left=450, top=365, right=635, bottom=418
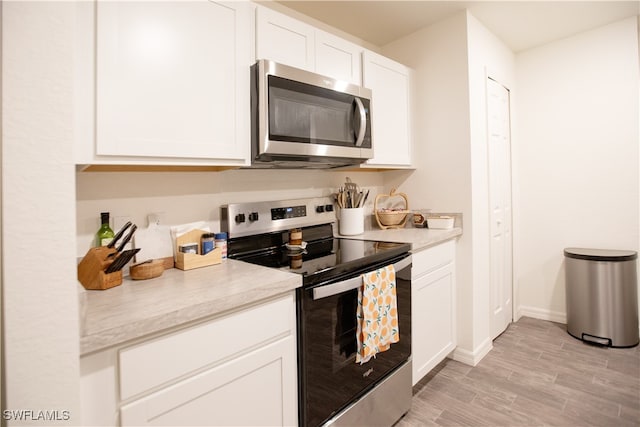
left=353, top=97, right=366, bottom=147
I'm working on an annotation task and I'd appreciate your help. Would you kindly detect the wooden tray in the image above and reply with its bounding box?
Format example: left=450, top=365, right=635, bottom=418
left=174, top=229, right=222, bottom=271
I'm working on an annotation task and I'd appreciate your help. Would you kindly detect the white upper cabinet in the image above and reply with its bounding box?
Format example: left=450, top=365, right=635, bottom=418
left=362, top=50, right=413, bottom=168
left=76, top=1, right=252, bottom=166
left=255, top=5, right=315, bottom=72
left=315, top=30, right=362, bottom=85
left=255, top=6, right=361, bottom=85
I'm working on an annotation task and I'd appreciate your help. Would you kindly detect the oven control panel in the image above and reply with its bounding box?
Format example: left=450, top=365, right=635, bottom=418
left=221, top=197, right=337, bottom=238
left=271, top=205, right=306, bottom=220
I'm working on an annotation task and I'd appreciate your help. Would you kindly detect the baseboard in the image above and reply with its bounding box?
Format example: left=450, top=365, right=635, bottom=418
left=516, top=306, right=567, bottom=324
left=517, top=306, right=640, bottom=336
left=450, top=337, right=493, bottom=367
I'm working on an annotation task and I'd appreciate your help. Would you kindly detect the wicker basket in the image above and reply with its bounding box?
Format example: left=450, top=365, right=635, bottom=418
left=374, top=189, right=410, bottom=229
left=377, top=210, right=411, bottom=227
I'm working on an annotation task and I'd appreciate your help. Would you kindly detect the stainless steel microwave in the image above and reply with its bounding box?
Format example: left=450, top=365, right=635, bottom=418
left=250, top=59, right=373, bottom=168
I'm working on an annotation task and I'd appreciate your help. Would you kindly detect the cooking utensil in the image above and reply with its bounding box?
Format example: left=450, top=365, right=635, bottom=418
left=116, top=224, right=137, bottom=252
left=105, top=248, right=141, bottom=273
left=360, top=189, right=370, bottom=208
left=107, top=221, right=132, bottom=249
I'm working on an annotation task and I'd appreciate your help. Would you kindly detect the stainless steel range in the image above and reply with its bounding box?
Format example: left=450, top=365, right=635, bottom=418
left=221, top=197, right=412, bottom=427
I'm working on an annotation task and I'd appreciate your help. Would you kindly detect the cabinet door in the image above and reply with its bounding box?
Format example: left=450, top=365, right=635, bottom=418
left=255, top=5, right=315, bottom=71
left=411, top=262, right=456, bottom=385
left=315, top=30, right=362, bottom=85
left=362, top=50, right=412, bottom=167
left=121, top=336, right=298, bottom=426
left=96, top=1, right=250, bottom=160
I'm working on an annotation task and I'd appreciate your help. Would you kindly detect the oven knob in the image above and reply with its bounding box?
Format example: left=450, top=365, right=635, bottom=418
left=325, top=204, right=334, bottom=212
left=235, top=213, right=246, bottom=223
left=248, top=212, right=259, bottom=222
left=316, top=205, right=325, bottom=213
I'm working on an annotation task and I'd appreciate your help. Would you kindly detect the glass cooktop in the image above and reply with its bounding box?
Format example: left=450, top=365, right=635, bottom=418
left=232, top=236, right=410, bottom=287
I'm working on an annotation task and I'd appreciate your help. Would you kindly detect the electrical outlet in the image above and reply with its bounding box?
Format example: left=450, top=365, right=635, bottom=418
left=147, top=212, right=166, bottom=227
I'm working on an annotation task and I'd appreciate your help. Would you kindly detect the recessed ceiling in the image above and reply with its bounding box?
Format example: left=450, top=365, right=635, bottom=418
left=274, top=1, right=640, bottom=52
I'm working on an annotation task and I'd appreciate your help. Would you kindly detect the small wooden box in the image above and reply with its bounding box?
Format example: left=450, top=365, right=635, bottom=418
left=78, top=246, right=123, bottom=290
left=174, top=229, right=222, bottom=271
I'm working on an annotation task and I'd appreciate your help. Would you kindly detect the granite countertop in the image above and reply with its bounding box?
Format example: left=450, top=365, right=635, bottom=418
left=79, top=259, right=301, bottom=356
left=337, top=227, right=462, bottom=252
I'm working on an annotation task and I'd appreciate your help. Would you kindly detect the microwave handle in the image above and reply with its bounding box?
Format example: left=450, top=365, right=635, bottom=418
left=312, top=256, right=411, bottom=300
left=353, top=97, right=367, bottom=147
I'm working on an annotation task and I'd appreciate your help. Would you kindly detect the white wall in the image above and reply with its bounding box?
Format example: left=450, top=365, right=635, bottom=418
left=2, top=2, right=81, bottom=424
left=514, top=17, right=640, bottom=322
left=465, top=12, right=516, bottom=355
left=383, top=10, right=516, bottom=365
left=76, top=170, right=386, bottom=258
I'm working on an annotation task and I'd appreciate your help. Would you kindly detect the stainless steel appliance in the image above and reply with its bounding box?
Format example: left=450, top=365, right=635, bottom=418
left=250, top=60, right=373, bottom=168
left=221, top=197, right=412, bottom=427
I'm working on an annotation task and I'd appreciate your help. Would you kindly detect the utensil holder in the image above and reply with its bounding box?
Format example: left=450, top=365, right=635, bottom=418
left=339, top=207, right=364, bottom=235
left=77, top=246, right=123, bottom=290
left=175, top=229, right=222, bottom=271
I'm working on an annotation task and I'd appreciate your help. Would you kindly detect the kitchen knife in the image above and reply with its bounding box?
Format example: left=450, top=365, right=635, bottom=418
left=105, top=248, right=141, bottom=274
left=115, top=224, right=137, bottom=252
left=107, top=221, right=132, bottom=249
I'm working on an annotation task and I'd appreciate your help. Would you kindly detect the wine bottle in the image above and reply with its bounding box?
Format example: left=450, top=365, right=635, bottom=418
left=96, top=212, right=115, bottom=247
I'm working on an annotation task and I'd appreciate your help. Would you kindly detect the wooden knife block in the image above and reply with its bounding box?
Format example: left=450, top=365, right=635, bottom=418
left=78, top=246, right=123, bottom=290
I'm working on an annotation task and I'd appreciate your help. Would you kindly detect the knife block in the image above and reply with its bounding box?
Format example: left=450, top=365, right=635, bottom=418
left=78, top=246, right=123, bottom=290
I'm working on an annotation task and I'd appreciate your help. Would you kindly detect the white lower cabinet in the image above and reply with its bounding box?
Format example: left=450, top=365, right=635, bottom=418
left=121, top=337, right=295, bottom=426
left=411, top=241, right=456, bottom=385
left=80, top=293, right=298, bottom=426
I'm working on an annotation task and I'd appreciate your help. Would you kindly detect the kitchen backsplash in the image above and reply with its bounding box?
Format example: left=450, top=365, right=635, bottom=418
left=76, top=169, right=387, bottom=258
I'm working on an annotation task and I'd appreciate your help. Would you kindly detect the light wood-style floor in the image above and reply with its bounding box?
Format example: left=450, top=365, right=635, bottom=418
left=397, top=316, right=640, bottom=426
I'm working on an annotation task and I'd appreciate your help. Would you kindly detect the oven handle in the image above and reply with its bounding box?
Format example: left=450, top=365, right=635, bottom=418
left=312, top=256, right=411, bottom=300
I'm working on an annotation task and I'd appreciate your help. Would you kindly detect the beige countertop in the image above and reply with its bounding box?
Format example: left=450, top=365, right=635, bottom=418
left=79, top=259, right=301, bottom=356
left=79, top=224, right=461, bottom=356
left=337, top=227, right=463, bottom=252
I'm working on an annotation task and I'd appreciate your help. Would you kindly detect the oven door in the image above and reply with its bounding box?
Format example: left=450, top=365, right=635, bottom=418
left=297, top=254, right=411, bottom=427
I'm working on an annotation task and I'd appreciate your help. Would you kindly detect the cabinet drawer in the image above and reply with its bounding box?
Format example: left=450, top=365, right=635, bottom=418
left=121, top=336, right=297, bottom=426
left=119, top=293, right=295, bottom=400
left=412, top=240, right=455, bottom=278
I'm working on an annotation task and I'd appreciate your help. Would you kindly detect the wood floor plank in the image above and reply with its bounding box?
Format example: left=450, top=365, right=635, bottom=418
left=396, top=317, right=639, bottom=427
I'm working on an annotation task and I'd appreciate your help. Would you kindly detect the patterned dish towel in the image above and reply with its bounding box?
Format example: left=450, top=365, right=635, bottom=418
left=356, top=264, right=399, bottom=364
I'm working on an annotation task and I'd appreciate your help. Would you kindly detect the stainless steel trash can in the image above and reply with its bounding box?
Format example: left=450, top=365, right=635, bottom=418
left=564, top=248, right=638, bottom=347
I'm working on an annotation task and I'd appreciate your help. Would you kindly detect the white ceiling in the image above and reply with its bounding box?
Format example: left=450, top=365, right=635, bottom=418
left=275, top=1, right=640, bottom=52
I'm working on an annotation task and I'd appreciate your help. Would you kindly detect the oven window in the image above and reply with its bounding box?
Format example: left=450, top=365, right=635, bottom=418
left=298, top=265, right=411, bottom=426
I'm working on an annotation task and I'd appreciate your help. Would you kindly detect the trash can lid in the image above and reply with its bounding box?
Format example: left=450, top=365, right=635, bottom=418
left=564, top=248, right=637, bottom=262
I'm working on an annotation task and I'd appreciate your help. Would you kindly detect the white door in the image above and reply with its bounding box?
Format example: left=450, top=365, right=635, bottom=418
left=487, top=77, right=513, bottom=339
